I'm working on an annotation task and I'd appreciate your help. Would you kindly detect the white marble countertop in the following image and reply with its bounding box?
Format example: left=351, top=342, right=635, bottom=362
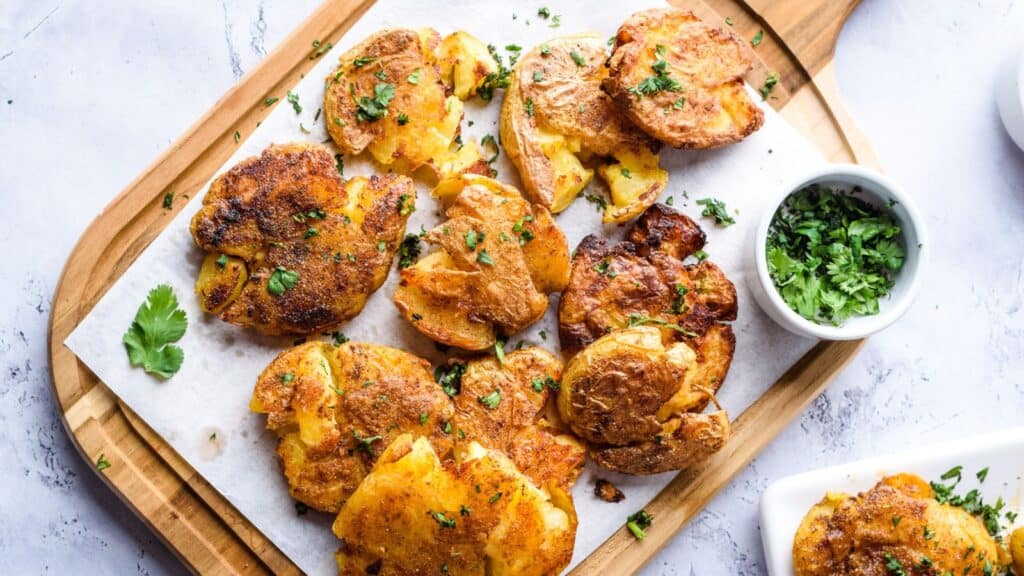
left=1, top=1, right=1022, bottom=574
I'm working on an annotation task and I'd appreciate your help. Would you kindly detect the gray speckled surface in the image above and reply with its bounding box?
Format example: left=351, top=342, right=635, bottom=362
left=1, top=1, right=1022, bottom=574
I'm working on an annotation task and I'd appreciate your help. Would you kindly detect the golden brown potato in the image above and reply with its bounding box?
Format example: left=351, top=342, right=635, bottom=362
left=450, top=347, right=585, bottom=491
left=557, top=326, right=730, bottom=474
left=333, top=434, right=577, bottom=576
left=1011, top=526, right=1024, bottom=575
left=190, top=144, right=414, bottom=335
left=604, top=9, right=764, bottom=149
left=437, top=31, right=499, bottom=100
left=250, top=341, right=453, bottom=513
left=559, top=203, right=737, bottom=356
left=324, top=28, right=491, bottom=179
left=794, top=474, right=1006, bottom=576
left=499, top=35, right=667, bottom=223
left=394, top=176, right=569, bottom=350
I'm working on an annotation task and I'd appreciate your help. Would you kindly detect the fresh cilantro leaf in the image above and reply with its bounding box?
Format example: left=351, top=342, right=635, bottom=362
left=626, top=510, right=653, bottom=540
left=267, top=266, right=299, bottom=296
left=122, top=284, right=188, bottom=378
left=481, top=134, right=499, bottom=163
left=570, top=50, right=586, bottom=67
left=356, top=83, right=395, bottom=122
left=435, top=362, right=467, bottom=396
left=397, top=233, right=421, bottom=269
left=697, top=197, right=736, bottom=226
left=478, top=389, right=501, bottom=409
left=751, top=30, right=764, bottom=47
left=760, top=72, right=780, bottom=100
left=286, top=91, right=302, bottom=114
left=96, top=453, right=111, bottom=471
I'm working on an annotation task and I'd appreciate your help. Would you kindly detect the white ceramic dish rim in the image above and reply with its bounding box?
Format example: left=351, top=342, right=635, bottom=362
left=753, top=163, right=928, bottom=340
left=759, top=427, right=1024, bottom=575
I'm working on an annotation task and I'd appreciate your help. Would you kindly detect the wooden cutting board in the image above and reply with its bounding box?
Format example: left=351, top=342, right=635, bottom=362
left=48, top=0, right=870, bottom=573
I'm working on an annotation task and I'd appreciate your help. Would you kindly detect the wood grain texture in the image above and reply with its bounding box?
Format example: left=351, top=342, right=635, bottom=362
left=48, top=0, right=872, bottom=574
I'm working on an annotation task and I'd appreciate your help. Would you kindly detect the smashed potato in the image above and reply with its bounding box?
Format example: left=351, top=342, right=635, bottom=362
left=450, top=347, right=585, bottom=491
left=333, top=435, right=577, bottom=576
left=794, top=474, right=1005, bottom=576
left=190, top=144, right=414, bottom=335
left=250, top=341, right=452, bottom=512
left=558, top=326, right=730, bottom=474
left=556, top=204, right=736, bottom=474
left=324, top=28, right=492, bottom=180
left=604, top=9, right=764, bottom=149
left=394, top=175, right=569, bottom=350
left=499, top=35, right=667, bottom=223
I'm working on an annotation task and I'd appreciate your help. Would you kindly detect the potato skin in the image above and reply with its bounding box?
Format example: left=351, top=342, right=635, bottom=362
left=394, top=176, right=569, bottom=350
left=499, top=35, right=666, bottom=222
left=250, top=341, right=452, bottom=513
left=559, top=204, right=737, bottom=356
left=451, top=347, right=585, bottom=491
left=556, top=203, right=737, bottom=474
left=604, top=8, right=764, bottom=149
left=190, top=144, right=414, bottom=335
left=333, top=435, right=577, bottom=576
left=793, top=474, right=1004, bottom=576
left=1011, top=526, right=1024, bottom=576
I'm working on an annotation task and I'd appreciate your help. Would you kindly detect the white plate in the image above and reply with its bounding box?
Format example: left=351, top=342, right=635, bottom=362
left=759, top=427, right=1024, bottom=575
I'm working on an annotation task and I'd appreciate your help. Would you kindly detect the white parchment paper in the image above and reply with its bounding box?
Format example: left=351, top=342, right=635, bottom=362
left=66, top=1, right=826, bottom=573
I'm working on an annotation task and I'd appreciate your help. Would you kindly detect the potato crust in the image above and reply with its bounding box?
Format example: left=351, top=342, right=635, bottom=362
left=333, top=435, right=577, bottom=576
left=323, top=28, right=492, bottom=180
left=556, top=203, right=736, bottom=474
left=793, top=474, right=1005, bottom=576
left=499, top=35, right=667, bottom=223
left=190, top=143, right=414, bottom=335
left=394, top=175, right=569, bottom=350
left=604, top=9, right=764, bottom=149
left=250, top=341, right=452, bottom=513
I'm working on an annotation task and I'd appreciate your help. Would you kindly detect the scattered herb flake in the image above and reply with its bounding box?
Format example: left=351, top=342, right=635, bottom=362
left=286, top=91, right=302, bottom=114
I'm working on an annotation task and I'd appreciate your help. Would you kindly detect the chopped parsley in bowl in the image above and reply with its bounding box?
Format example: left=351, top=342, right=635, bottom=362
left=766, top=184, right=905, bottom=325
left=750, top=163, right=926, bottom=341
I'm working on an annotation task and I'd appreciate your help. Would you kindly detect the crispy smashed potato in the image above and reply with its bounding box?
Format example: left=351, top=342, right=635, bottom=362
left=394, top=175, right=569, bottom=350
left=323, top=28, right=492, bottom=180
left=556, top=204, right=736, bottom=474
left=1011, top=526, right=1024, bottom=575
left=190, top=144, right=414, bottom=335
left=559, top=203, right=737, bottom=356
left=450, top=347, right=585, bottom=491
left=500, top=35, right=667, bottom=223
left=333, top=435, right=577, bottom=576
left=250, top=341, right=452, bottom=512
left=558, top=326, right=730, bottom=474
left=794, top=474, right=1007, bottom=575
left=604, top=9, right=764, bottom=149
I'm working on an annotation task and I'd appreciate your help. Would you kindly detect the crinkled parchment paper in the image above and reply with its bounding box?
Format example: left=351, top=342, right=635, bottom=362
left=66, top=1, right=824, bottom=573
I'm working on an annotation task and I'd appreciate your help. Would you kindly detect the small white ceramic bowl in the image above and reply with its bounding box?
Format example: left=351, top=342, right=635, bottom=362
left=997, top=41, right=1024, bottom=151
left=749, top=164, right=927, bottom=340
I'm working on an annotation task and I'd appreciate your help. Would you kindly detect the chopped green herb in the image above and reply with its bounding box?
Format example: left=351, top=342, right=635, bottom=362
left=627, top=314, right=697, bottom=337
left=419, top=412, right=429, bottom=426
left=976, top=467, right=989, bottom=483
left=331, top=331, right=349, bottom=346
left=303, top=227, right=318, bottom=239
left=540, top=44, right=551, bottom=56
left=407, top=69, right=421, bottom=84
left=766, top=185, right=905, bottom=325
left=352, top=56, right=376, bottom=67
left=725, top=16, right=734, bottom=26
left=162, top=191, right=174, bottom=209
left=356, top=83, right=395, bottom=122
left=295, top=502, right=309, bottom=515
left=96, top=453, right=111, bottom=471
left=882, top=553, right=905, bottom=576
left=216, top=254, right=229, bottom=268
left=399, top=193, right=415, bottom=216
left=396, top=111, right=409, bottom=125
left=696, top=197, right=736, bottom=227
left=524, top=98, right=535, bottom=116
left=476, top=250, right=494, bottom=266
left=537, top=7, right=551, bottom=19
left=626, top=510, right=653, bottom=540
left=123, top=285, right=188, bottom=378
left=620, top=168, right=632, bottom=179
left=751, top=29, right=764, bottom=47
left=628, top=44, right=683, bottom=98
left=310, top=39, right=333, bottom=59
left=476, top=44, right=514, bottom=101
left=286, top=91, right=302, bottom=114
left=267, top=267, right=299, bottom=296
left=429, top=510, right=457, bottom=528
left=353, top=430, right=382, bottom=453
left=488, top=492, right=503, bottom=504
left=494, top=337, right=506, bottom=366
left=264, top=96, right=279, bottom=106
left=435, top=361, right=467, bottom=396
left=760, top=72, right=780, bottom=100
left=397, top=233, right=421, bottom=269
left=334, top=153, right=344, bottom=175
left=281, top=372, right=294, bottom=384
left=377, top=240, right=386, bottom=252
left=478, top=389, right=501, bottom=409
left=481, top=134, right=500, bottom=163
left=533, top=70, right=544, bottom=82
left=570, top=50, right=586, bottom=67
left=374, top=68, right=388, bottom=81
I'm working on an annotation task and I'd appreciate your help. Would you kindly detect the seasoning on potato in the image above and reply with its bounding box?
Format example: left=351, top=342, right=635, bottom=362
left=394, top=175, right=570, bottom=350
left=500, top=35, right=667, bottom=223
left=604, top=8, right=764, bottom=149
left=190, top=143, right=415, bottom=335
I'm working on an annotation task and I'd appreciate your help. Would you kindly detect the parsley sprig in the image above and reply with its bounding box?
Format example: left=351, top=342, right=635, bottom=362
left=355, top=83, right=395, bottom=122
left=123, top=284, right=188, bottom=378
left=766, top=185, right=905, bottom=325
